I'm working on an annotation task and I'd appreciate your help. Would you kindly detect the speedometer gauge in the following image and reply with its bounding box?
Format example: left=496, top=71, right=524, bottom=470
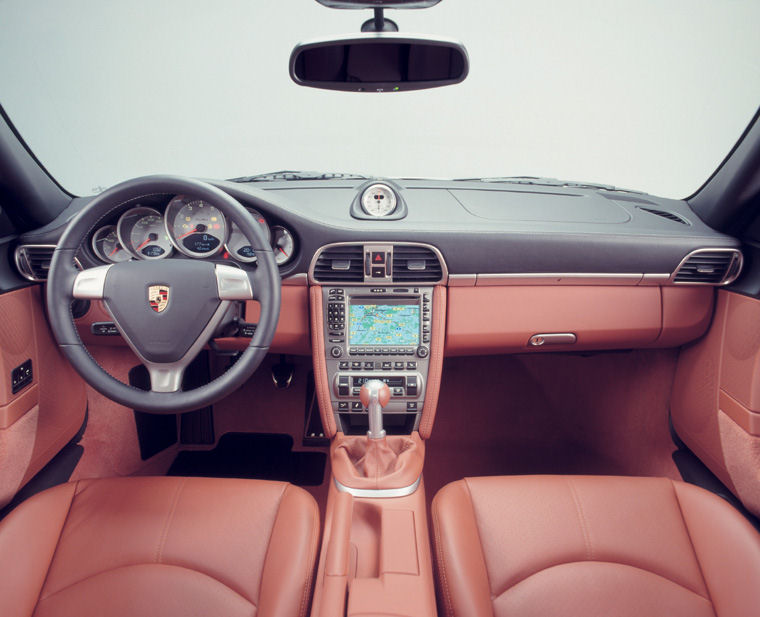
left=225, top=208, right=271, bottom=263
left=166, top=197, right=227, bottom=258
left=117, top=207, right=173, bottom=260
left=360, top=183, right=397, bottom=217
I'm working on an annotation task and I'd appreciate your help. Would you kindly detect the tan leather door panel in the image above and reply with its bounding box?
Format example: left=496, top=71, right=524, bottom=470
left=0, top=285, right=86, bottom=507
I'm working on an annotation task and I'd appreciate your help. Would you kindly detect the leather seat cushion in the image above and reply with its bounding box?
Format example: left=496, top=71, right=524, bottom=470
left=0, top=476, right=320, bottom=617
left=432, top=475, right=760, bottom=617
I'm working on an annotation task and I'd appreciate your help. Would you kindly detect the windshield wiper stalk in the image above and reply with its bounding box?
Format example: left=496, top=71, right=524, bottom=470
left=229, top=170, right=367, bottom=183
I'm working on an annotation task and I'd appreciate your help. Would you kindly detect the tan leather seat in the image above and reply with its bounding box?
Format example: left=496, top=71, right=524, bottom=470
left=0, top=476, right=320, bottom=617
left=432, top=475, right=760, bottom=617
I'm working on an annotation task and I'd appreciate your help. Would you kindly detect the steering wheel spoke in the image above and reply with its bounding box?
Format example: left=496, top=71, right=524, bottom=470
left=73, top=265, right=112, bottom=299
left=215, top=264, right=254, bottom=300
left=145, top=363, right=186, bottom=393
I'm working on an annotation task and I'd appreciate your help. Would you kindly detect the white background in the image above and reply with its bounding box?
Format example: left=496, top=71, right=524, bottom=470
left=1, top=0, right=759, bottom=198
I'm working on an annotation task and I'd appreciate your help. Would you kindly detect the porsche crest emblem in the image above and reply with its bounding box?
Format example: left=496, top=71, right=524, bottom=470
left=148, top=285, right=170, bottom=313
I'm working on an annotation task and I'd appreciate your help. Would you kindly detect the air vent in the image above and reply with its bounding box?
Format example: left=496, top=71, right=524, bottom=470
left=392, top=246, right=443, bottom=283
left=637, top=207, right=689, bottom=225
left=15, top=245, right=55, bottom=281
left=312, top=244, right=364, bottom=283
left=673, top=249, right=742, bottom=285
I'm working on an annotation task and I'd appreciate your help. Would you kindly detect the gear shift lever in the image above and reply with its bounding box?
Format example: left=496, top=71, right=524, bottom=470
left=360, top=380, right=391, bottom=440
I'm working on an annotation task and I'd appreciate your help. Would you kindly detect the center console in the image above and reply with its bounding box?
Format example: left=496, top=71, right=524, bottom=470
left=321, top=284, right=434, bottom=434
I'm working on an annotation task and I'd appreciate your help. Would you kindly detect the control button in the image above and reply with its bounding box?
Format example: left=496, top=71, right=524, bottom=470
left=364, top=362, right=375, bottom=370
left=351, top=402, right=363, bottom=411
left=381, top=361, right=392, bottom=370
left=394, top=362, right=404, bottom=370
left=414, top=288, right=419, bottom=293
left=374, top=347, right=383, bottom=354
left=371, top=266, right=385, bottom=278
left=338, top=383, right=349, bottom=396
left=416, top=346, right=429, bottom=358
left=406, top=361, right=417, bottom=370
left=330, top=346, right=342, bottom=358
left=392, top=387, right=404, bottom=396
left=351, top=362, right=362, bottom=370
left=422, top=335, right=430, bottom=343
left=406, top=402, right=418, bottom=411
left=406, top=376, right=419, bottom=396
left=329, top=338, right=344, bottom=343
left=339, top=361, right=349, bottom=370
left=338, top=402, right=349, bottom=411
left=393, top=288, right=407, bottom=293
left=371, top=251, right=385, bottom=265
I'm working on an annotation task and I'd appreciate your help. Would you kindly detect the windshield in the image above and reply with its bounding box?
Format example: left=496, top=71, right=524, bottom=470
left=1, top=1, right=759, bottom=198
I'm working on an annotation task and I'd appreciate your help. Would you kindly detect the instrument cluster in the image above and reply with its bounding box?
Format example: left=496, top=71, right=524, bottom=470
left=89, top=195, right=295, bottom=267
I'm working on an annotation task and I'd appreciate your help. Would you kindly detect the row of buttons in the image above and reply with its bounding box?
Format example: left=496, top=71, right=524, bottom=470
left=337, top=401, right=420, bottom=412
left=338, top=361, right=417, bottom=371
left=348, top=347, right=417, bottom=356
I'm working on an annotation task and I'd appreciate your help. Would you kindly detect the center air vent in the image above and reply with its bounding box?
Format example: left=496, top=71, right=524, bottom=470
left=392, top=246, right=443, bottom=283
left=312, top=244, right=364, bottom=283
left=15, top=245, right=56, bottom=281
left=673, top=249, right=743, bottom=285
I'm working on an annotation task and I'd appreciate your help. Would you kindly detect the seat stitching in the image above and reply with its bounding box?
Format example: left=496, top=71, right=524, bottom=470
left=32, top=482, right=79, bottom=614
left=298, top=492, right=321, bottom=617
left=255, top=482, right=289, bottom=608
left=567, top=478, right=594, bottom=561
left=36, top=562, right=257, bottom=607
left=155, top=477, right=187, bottom=564
left=432, top=492, right=455, bottom=617
left=671, top=480, right=718, bottom=617
left=492, top=560, right=714, bottom=603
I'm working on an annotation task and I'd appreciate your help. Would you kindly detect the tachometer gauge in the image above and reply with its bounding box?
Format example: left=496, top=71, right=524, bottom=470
left=360, top=183, right=397, bottom=217
left=117, top=207, right=173, bottom=260
left=166, top=196, right=227, bottom=258
left=91, top=225, right=130, bottom=263
left=272, top=226, right=295, bottom=265
left=225, top=209, right=271, bottom=263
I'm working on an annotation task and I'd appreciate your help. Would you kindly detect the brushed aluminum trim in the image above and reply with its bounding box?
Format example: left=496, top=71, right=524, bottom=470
left=14, top=244, right=83, bottom=282
left=334, top=475, right=421, bottom=498
left=670, top=248, right=743, bottom=286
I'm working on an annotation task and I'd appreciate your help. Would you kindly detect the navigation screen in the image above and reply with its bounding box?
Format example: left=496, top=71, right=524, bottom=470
left=349, top=304, right=420, bottom=346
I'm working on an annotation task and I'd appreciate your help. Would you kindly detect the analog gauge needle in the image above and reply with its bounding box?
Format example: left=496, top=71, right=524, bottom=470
left=278, top=247, right=289, bottom=256
left=136, top=233, right=158, bottom=251
left=178, top=225, right=203, bottom=240
left=108, top=245, right=122, bottom=257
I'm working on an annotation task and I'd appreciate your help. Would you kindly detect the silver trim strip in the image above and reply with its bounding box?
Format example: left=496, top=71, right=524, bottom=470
left=14, top=244, right=83, bottom=282
left=447, top=274, right=476, bottom=287
left=670, top=248, right=743, bottom=286
left=476, top=273, right=643, bottom=286
left=333, top=475, right=421, bottom=498
left=282, top=273, right=308, bottom=286
left=308, top=241, right=448, bottom=285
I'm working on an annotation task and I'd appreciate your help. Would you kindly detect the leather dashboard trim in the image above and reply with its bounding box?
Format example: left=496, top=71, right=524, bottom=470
left=310, top=285, right=337, bottom=437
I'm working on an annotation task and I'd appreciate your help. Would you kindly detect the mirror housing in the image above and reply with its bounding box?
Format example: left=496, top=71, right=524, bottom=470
left=289, top=33, right=469, bottom=92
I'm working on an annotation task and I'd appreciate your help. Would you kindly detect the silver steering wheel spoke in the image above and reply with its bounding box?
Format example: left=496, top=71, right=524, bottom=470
left=215, top=264, right=254, bottom=300
left=72, top=265, right=112, bottom=299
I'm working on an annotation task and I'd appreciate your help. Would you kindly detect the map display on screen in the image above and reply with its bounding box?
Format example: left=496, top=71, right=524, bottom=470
left=349, top=304, right=420, bottom=346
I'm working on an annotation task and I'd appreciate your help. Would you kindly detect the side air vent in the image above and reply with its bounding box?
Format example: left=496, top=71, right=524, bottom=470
left=15, top=245, right=55, bottom=281
left=637, top=207, right=689, bottom=225
left=673, top=249, right=743, bottom=285
left=312, top=244, right=364, bottom=283
left=392, top=246, right=443, bottom=283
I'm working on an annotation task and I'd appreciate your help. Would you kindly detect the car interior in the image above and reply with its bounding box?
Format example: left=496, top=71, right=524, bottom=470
left=1, top=1, right=760, bottom=616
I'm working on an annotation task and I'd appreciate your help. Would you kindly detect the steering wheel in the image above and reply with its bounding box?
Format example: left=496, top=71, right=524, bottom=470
left=47, top=175, right=281, bottom=414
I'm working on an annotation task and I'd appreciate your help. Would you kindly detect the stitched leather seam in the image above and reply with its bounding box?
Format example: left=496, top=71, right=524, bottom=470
left=492, top=560, right=714, bottom=603
left=463, top=479, right=494, bottom=615
left=256, top=483, right=289, bottom=608
left=671, top=481, right=718, bottom=615
left=567, top=478, right=594, bottom=561
left=155, top=477, right=187, bottom=564
left=36, top=562, right=256, bottom=607
left=432, top=496, right=455, bottom=617
left=298, top=493, right=321, bottom=617
left=32, top=482, right=79, bottom=612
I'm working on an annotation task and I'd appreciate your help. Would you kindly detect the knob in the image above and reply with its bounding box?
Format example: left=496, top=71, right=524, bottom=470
left=360, top=380, right=391, bottom=440
left=330, top=346, right=342, bottom=358
left=416, top=346, right=429, bottom=358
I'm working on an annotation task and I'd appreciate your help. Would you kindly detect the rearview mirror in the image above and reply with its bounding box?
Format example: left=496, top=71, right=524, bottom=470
left=289, top=34, right=469, bottom=92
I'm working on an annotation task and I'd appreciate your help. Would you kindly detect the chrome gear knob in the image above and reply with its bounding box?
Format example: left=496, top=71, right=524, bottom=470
left=360, top=379, right=391, bottom=440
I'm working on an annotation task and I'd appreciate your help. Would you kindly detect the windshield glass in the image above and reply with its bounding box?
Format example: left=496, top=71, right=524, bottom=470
left=1, top=1, right=759, bottom=198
